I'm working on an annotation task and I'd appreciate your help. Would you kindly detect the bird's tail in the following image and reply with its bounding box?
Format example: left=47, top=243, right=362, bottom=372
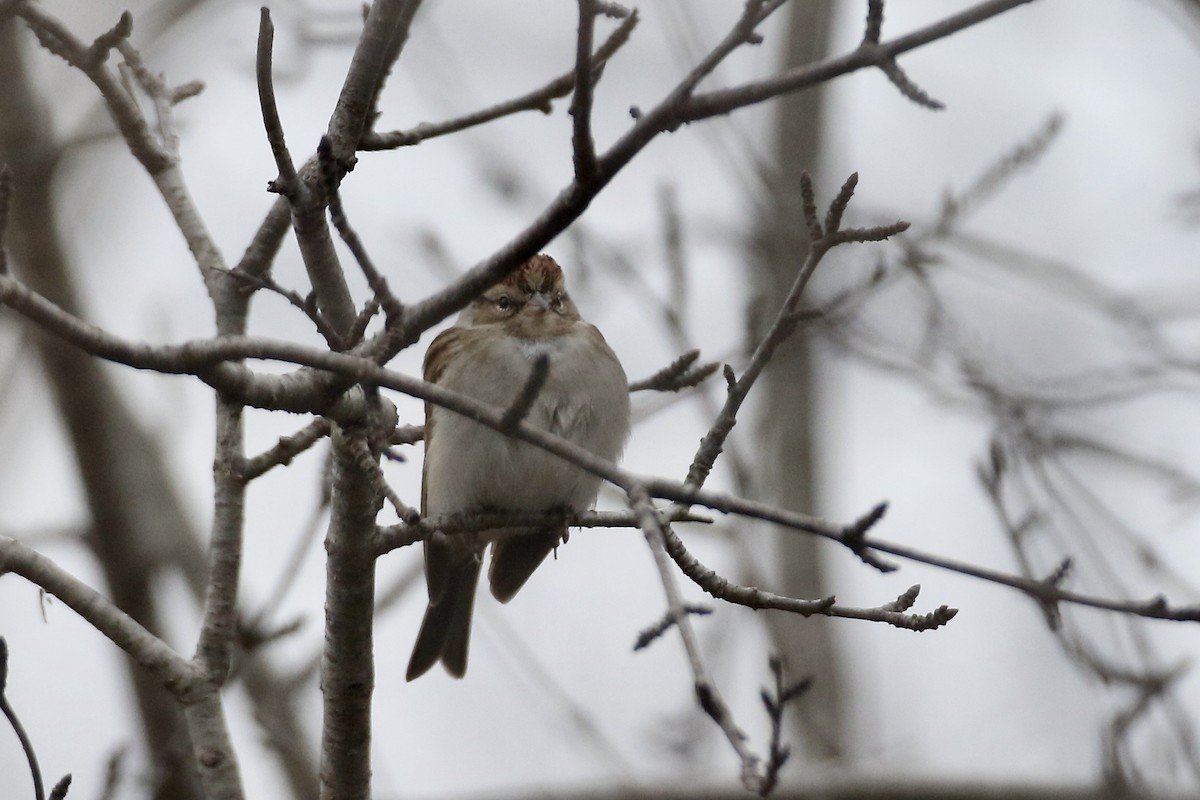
left=406, top=558, right=481, bottom=681
left=488, top=526, right=565, bottom=603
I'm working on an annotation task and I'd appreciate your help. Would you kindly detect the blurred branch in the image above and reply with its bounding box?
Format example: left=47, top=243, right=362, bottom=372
left=682, top=173, right=908, bottom=494
left=373, top=0, right=1032, bottom=369
left=680, top=0, right=1036, bottom=121
left=0, top=18, right=210, bottom=799
left=629, top=349, right=720, bottom=393
left=0, top=539, right=198, bottom=692
left=14, top=3, right=225, bottom=289
left=628, top=484, right=772, bottom=795
left=759, top=657, right=813, bottom=797
left=360, top=10, right=639, bottom=150
left=0, top=637, right=72, bottom=800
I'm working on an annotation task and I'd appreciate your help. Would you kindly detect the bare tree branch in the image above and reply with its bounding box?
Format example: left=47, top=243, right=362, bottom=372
left=255, top=8, right=298, bottom=195
left=628, top=484, right=770, bottom=794
left=375, top=506, right=712, bottom=554
left=192, top=402, right=246, bottom=686
left=628, top=349, right=720, bottom=393
left=0, top=637, right=71, bottom=800
left=319, top=412, right=391, bottom=800
left=570, top=0, right=601, bottom=183
left=318, top=135, right=405, bottom=327
left=241, top=418, right=332, bottom=481
left=5, top=268, right=1193, bottom=625
left=0, top=537, right=197, bottom=692
left=499, top=353, right=551, bottom=431
left=360, top=10, right=639, bottom=150
left=679, top=0, right=1036, bottom=122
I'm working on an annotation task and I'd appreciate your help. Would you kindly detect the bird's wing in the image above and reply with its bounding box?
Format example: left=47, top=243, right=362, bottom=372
left=421, top=325, right=467, bottom=602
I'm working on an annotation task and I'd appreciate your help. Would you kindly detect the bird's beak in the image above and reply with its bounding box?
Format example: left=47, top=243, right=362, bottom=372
left=529, top=292, right=551, bottom=311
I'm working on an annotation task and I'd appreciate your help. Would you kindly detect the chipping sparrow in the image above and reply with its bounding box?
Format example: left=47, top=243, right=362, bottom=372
left=406, top=254, right=631, bottom=680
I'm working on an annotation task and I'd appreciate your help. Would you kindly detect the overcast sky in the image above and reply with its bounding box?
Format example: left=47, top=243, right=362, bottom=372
left=3, top=1, right=1200, bottom=797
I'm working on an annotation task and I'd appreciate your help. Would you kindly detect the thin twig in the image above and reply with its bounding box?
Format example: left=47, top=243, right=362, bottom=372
left=0, top=638, right=50, bottom=800
left=499, top=353, right=550, bottom=431
left=658, top=520, right=956, bottom=629
left=229, top=269, right=344, bottom=349
left=84, top=10, right=132, bottom=66
left=758, top=656, right=812, bottom=796
left=678, top=0, right=1035, bottom=121
left=633, top=604, right=713, bottom=650
left=682, top=172, right=908, bottom=492
left=0, top=538, right=199, bottom=693
left=628, top=349, right=720, bottom=393
left=317, top=135, right=404, bottom=325
left=97, top=748, right=125, bottom=800
left=570, top=0, right=600, bottom=183
left=380, top=479, right=420, bottom=526
left=241, top=418, right=332, bottom=481
left=864, top=0, right=885, bottom=44
left=360, top=11, right=639, bottom=150
left=16, top=4, right=171, bottom=173
left=17, top=4, right=228, bottom=289
left=628, top=485, right=769, bottom=794
left=256, top=8, right=298, bottom=195
left=859, top=1, right=944, bottom=110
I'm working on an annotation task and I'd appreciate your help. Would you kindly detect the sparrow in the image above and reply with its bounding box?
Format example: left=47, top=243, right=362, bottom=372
left=406, top=254, right=631, bottom=680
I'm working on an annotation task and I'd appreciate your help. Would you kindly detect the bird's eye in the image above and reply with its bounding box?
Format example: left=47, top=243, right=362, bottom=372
left=549, top=294, right=565, bottom=311
left=495, top=295, right=515, bottom=312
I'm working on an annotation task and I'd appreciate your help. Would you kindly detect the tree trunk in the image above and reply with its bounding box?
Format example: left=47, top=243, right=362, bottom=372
left=747, top=0, right=844, bottom=763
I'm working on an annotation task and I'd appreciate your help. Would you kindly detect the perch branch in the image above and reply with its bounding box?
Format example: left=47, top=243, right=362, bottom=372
left=3, top=272, right=1193, bottom=625
left=374, top=506, right=712, bottom=555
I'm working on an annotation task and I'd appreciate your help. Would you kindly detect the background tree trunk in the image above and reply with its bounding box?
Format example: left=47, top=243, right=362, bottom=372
left=747, top=0, right=843, bottom=763
left=0, top=24, right=207, bottom=800
left=1, top=19, right=320, bottom=799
